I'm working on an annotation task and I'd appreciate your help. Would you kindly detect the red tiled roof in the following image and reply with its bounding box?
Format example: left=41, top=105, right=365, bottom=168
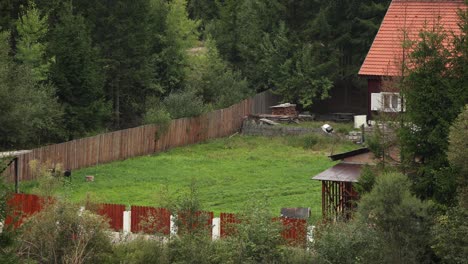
left=359, top=0, right=466, bottom=77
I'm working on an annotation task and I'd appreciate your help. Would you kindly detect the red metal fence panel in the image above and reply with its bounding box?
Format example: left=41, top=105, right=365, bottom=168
left=5, top=193, right=43, bottom=228
left=277, top=217, right=307, bottom=247
left=220, top=213, right=240, bottom=238
left=220, top=213, right=307, bottom=246
left=97, top=203, right=126, bottom=231
left=178, top=211, right=214, bottom=237
left=130, top=206, right=171, bottom=235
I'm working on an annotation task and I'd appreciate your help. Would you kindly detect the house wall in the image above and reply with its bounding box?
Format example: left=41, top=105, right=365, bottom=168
left=367, top=78, right=382, bottom=119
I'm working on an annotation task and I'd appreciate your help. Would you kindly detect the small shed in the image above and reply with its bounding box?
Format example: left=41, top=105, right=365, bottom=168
left=312, top=148, right=374, bottom=220
left=270, top=103, right=297, bottom=116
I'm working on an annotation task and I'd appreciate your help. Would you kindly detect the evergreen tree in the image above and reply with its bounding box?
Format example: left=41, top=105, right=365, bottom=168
left=0, top=31, right=62, bottom=149
left=75, top=0, right=156, bottom=128
left=186, top=38, right=250, bottom=108
left=48, top=4, right=109, bottom=139
left=259, top=23, right=335, bottom=107
left=15, top=1, right=52, bottom=82
left=187, top=0, right=218, bottom=26
left=162, top=0, right=199, bottom=93
left=401, top=23, right=467, bottom=201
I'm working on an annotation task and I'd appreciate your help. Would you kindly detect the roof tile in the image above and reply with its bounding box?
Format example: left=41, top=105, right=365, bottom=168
left=359, top=0, right=466, bottom=77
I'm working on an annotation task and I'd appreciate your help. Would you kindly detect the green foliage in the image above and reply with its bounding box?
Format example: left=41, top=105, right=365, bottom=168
left=285, top=133, right=356, bottom=153
left=17, top=200, right=113, bottom=263
left=227, top=200, right=285, bottom=263
left=260, top=25, right=335, bottom=107
left=357, top=172, right=433, bottom=263
left=447, top=105, right=468, bottom=209
left=111, top=238, right=168, bottom=264
left=163, top=89, right=207, bottom=119
left=432, top=205, right=468, bottom=263
left=302, top=134, right=319, bottom=149
left=15, top=1, right=52, bottom=82
left=314, top=172, right=433, bottom=263
left=206, top=0, right=389, bottom=108
left=143, top=102, right=171, bottom=133
left=355, top=165, right=377, bottom=195
left=48, top=4, right=109, bottom=139
left=313, top=221, right=384, bottom=264
left=166, top=0, right=200, bottom=51
left=0, top=174, right=18, bottom=263
left=447, top=105, right=468, bottom=179
left=0, top=31, right=63, bottom=150
left=400, top=22, right=468, bottom=201
left=186, top=38, right=251, bottom=109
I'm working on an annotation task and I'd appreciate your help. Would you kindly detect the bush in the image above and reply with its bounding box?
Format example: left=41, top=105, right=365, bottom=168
left=312, top=221, right=384, bottom=264
left=357, top=172, right=433, bottom=263
left=186, top=38, right=252, bottom=109
left=111, top=238, right=168, bottom=264
left=432, top=206, right=468, bottom=263
left=302, top=134, right=319, bottom=149
left=0, top=173, right=18, bottom=263
left=163, top=90, right=207, bottom=119
left=143, top=104, right=172, bottom=134
left=313, top=172, right=434, bottom=263
left=354, top=165, right=377, bottom=195
left=17, top=200, right=113, bottom=263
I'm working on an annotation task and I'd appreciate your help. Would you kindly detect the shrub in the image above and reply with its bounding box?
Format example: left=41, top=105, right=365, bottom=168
left=17, top=200, right=113, bottom=263
left=313, top=172, right=434, bottom=263
left=432, top=206, right=468, bottom=264
left=111, top=238, right=168, bottom=264
left=312, top=221, right=384, bottom=264
left=0, top=173, right=18, bottom=263
left=143, top=104, right=172, bottom=135
left=186, top=38, right=252, bottom=109
left=354, top=165, right=377, bottom=195
left=163, top=89, right=207, bottom=119
left=357, top=172, right=433, bottom=263
left=302, top=134, right=319, bottom=149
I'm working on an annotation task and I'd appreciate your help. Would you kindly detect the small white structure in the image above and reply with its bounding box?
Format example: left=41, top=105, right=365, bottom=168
left=354, top=115, right=367, bottom=129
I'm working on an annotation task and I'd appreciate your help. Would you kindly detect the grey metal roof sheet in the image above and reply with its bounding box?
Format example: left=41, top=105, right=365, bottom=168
left=312, top=163, right=363, bottom=182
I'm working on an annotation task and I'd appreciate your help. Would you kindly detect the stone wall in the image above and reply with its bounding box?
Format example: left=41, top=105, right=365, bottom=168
left=241, top=120, right=321, bottom=137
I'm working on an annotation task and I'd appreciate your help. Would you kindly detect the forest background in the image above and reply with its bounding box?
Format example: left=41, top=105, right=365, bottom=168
left=0, top=0, right=391, bottom=150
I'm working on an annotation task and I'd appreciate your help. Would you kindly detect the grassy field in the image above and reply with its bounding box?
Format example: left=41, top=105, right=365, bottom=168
left=22, top=135, right=357, bottom=218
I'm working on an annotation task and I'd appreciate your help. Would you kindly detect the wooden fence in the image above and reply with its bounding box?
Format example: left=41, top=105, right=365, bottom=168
left=3, top=90, right=280, bottom=182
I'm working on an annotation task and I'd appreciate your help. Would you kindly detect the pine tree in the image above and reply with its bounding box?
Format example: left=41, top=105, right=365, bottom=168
left=15, top=1, right=52, bottom=82
left=400, top=23, right=466, bottom=201
left=0, top=31, right=62, bottom=149
left=48, top=4, right=109, bottom=139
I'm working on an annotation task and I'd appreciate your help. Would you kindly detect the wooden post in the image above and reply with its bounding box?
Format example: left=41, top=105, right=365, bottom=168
left=14, top=157, right=19, bottom=193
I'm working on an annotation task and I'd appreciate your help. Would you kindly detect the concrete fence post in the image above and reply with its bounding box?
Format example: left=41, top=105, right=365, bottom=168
left=123, top=211, right=131, bottom=233
left=170, top=215, right=177, bottom=237
left=212, top=217, right=220, bottom=240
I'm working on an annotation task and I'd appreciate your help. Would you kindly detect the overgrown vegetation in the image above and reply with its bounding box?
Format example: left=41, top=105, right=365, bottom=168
left=313, top=173, right=433, bottom=263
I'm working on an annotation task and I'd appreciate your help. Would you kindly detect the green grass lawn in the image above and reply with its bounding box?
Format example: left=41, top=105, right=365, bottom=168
left=22, top=135, right=357, bottom=219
